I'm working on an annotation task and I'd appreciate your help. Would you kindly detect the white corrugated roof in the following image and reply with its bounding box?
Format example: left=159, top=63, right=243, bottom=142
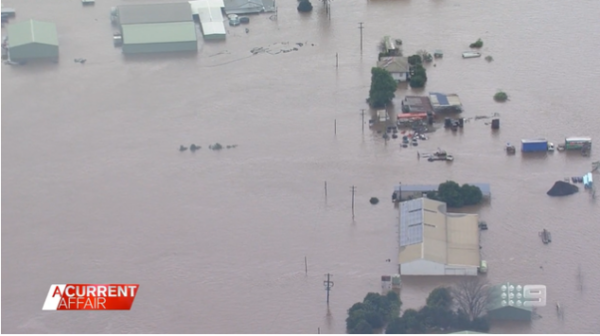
left=189, top=0, right=224, bottom=14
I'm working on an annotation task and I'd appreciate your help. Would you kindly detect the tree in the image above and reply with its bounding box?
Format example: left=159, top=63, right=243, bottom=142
left=461, top=184, right=483, bottom=206
left=426, top=287, right=453, bottom=310
left=297, top=0, right=313, bottom=12
left=452, top=278, right=491, bottom=320
left=401, top=309, right=425, bottom=333
left=494, top=91, right=508, bottom=102
left=407, top=54, right=422, bottom=66
left=350, top=320, right=374, bottom=334
left=368, top=67, right=397, bottom=108
left=469, top=38, right=483, bottom=48
left=385, top=317, right=405, bottom=334
left=437, top=181, right=464, bottom=208
left=471, top=316, right=491, bottom=332
left=409, top=75, right=426, bottom=88
left=346, top=292, right=402, bottom=333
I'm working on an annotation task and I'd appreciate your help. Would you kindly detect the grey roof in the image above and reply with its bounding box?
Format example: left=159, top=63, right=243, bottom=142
left=377, top=56, right=409, bottom=73
left=399, top=198, right=424, bottom=247
left=118, top=3, right=193, bottom=25
left=395, top=183, right=491, bottom=197
left=223, top=0, right=265, bottom=14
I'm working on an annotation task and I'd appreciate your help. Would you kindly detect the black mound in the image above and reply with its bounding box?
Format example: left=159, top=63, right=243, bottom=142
left=547, top=181, right=579, bottom=197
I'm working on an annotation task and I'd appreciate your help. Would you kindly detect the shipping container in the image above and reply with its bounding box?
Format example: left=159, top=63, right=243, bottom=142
left=521, top=139, right=548, bottom=152
left=565, top=137, right=592, bottom=150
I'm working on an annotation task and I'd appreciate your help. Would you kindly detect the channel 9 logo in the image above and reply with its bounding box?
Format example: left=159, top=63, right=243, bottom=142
left=500, top=283, right=547, bottom=308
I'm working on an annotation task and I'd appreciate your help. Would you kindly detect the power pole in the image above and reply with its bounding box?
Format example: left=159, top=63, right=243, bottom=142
left=350, top=186, right=356, bottom=218
left=361, top=109, right=365, bottom=133
left=336, top=52, right=338, bottom=68
left=324, top=273, right=334, bottom=304
left=358, top=22, right=364, bottom=54
left=334, top=119, right=337, bottom=135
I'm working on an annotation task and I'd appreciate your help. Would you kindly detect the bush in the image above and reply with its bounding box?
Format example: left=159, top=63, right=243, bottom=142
left=370, top=197, right=379, bottom=205
left=433, top=181, right=483, bottom=208
left=297, top=0, right=313, bottom=12
left=485, top=55, right=493, bottom=62
left=469, top=38, right=483, bottom=48
left=494, top=91, right=508, bottom=102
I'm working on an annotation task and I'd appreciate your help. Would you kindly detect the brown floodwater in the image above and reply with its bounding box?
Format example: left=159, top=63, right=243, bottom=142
left=2, top=0, right=600, bottom=333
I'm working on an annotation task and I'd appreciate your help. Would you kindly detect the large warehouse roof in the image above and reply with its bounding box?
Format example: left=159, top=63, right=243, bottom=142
left=398, top=198, right=480, bottom=267
left=122, top=22, right=197, bottom=44
left=7, top=19, right=58, bottom=48
left=198, top=6, right=226, bottom=36
left=118, top=3, right=193, bottom=25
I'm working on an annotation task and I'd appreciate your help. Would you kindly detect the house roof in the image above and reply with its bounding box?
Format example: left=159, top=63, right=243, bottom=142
left=403, top=96, right=433, bottom=113
left=118, top=3, right=193, bottom=25
left=487, top=282, right=533, bottom=321
left=429, top=92, right=462, bottom=108
left=197, top=6, right=226, bottom=36
left=377, top=57, right=409, bottom=73
left=122, top=22, right=197, bottom=44
left=7, top=20, right=58, bottom=48
left=398, top=198, right=480, bottom=267
left=224, top=0, right=265, bottom=13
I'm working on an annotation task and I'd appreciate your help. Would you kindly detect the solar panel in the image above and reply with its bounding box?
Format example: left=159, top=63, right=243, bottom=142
left=399, top=199, right=424, bottom=246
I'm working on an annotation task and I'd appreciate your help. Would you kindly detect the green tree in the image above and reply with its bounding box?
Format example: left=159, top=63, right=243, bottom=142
left=350, top=320, right=374, bottom=334
left=461, top=184, right=483, bottom=206
left=407, top=54, right=422, bottom=65
left=438, top=181, right=464, bottom=208
left=426, top=287, right=453, bottom=310
left=368, top=67, right=397, bottom=108
left=401, top=309, right=425, bottom=333
left=385, top=317, right=406, bottom=334
left=409, top=75, right=426, bottom=88
left=454, top=309, right=472, bottom=331
left=297, top=0, right=313, bottom=12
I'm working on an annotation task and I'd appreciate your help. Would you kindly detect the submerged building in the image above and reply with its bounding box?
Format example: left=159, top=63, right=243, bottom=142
left=117, top=3, right=197, bottom=54
left=393, top=183, right=491, bottom=202
left=487, top=283, right=534, bottom=321
left=223, top=0, right=276, bottom=15
left=429, top=92, right=463, bottom=112
left=398, top=198, right=481, bottom=276
left=190, top=0, right=226, bottom=40
left=7, top=19, right=59, bottom=62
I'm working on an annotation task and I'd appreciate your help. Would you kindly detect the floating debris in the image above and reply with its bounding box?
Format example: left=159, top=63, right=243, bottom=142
left=485, top=55, right=493, bottom=62
left=190, top=144, right=201, bottom=152
left=179, top=145, right=188, bottom=152
left=369, top=197, right=379, bottom=205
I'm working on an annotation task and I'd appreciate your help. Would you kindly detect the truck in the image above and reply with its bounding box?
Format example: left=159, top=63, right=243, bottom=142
left=565, top=137, right=592, bottom=150
left=521, top=139, right=548, bottom=152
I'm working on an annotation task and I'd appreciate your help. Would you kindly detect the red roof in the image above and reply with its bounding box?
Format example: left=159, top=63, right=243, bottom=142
left=397, top=113, right=428, bottom=119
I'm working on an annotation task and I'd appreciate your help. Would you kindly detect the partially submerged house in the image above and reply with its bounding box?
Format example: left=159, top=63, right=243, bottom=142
left=190, top=0, right=226, bottom=40
left=7, top=19, right=59, bottom=62
left=398, top=198, right=481, bottom=276
left=377, top=56, right=410, bottom=82
left=117, top=3, right=197, bottom=54
left=429, top=92, right=463, bottom=112
left=487, top=283, right=534, bottom=321
left=223, top=0, right=276, bottom=15
left=401, top=96, right=434, bottom=114
left=393, top=183, right=491, bottom=202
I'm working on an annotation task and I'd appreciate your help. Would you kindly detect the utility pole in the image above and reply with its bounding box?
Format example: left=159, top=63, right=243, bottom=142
left=334, top=119, right=337, bottom=135
left=324, top=273, right=334, bottom=304
left=358, top=22, right=364, bottom=54
left=336, top=52, right=338, bottom=68
left=361, top=109, right=366, bottom=133
left=350, top=186, right=356, bottom=218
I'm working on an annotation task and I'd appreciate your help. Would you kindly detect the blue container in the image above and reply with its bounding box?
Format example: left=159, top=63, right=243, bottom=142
left=521, top=139, right=548, bottom=152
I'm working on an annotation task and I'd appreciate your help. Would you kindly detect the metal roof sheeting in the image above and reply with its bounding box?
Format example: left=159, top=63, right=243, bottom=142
left=7, top=20, right=58, bottom=48
left=118, top=3, right=193, bottom=25
left=197, top=6, right=226, bottom=37
left=122, top=22, right=197, bottom=44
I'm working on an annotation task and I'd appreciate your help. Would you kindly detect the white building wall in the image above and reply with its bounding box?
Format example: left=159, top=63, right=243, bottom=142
left=401, top=259, right=446, bottom=275
left=401, top=260, right=478, bottom=276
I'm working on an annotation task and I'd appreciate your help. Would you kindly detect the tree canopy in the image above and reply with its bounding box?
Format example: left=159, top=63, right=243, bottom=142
left=368, top=67, right=397, bottom=108
left=428, top=181, right=483, bottom=208
left=297, top=0, right=313, bottom=12
left=346, top=292, right=402, bottom=334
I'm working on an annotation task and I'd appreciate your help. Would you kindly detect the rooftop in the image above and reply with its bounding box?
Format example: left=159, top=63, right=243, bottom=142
left=377, top=56, right=409, bottom=73
left=7, top=19, right=58, bottom=48
left=118, top=3, right=193, bottom=25
left=429, top=92, right=462, bottom=108
left=122, top=22, right=197, bottom=44
left=402, top=95, right=434, bottom=113
left=487, top=282, right=533, bottom=320
left=398, top=198, right=480, bottom=268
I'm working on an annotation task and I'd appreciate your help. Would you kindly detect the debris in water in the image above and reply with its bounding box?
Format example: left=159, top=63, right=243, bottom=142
left=370, top=197, right=379, bottom=205
left=547, top=181, right=579, bottom=196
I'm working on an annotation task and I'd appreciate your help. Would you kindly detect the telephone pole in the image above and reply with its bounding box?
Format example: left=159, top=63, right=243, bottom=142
left=350, top=186, right=356, bottom=218
left=358, top=22, right=364, bottom=54
left=324, top=273, right=334, bottom=304
left=336, top=52, right=338, bottom=68
left=361, top=109, right=366, bottom=133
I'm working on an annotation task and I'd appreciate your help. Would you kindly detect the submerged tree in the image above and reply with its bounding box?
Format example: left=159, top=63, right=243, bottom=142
left=452, top=278, right=491, bottom=320
left=368, top=67, right=397, bottom=108
left=297, top=0, right=313, bottom=12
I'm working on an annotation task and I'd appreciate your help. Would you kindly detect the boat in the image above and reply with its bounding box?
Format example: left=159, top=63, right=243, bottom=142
left=462, top=51, right=481, bottom=59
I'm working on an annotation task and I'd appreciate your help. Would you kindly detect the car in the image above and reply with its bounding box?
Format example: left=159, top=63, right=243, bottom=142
left=229, top=17, right=240, bottom=26
left=239, top=16, right=250, bottom=24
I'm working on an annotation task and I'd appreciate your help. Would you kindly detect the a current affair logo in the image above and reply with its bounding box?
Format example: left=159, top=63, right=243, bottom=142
left=42, top=284, right=139, bottom=310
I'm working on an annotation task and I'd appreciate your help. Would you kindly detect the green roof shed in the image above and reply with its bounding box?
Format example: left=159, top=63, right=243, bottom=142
left=7, top=19, right=59, bottom=62
left=121, top=22, right=197, bottom=54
